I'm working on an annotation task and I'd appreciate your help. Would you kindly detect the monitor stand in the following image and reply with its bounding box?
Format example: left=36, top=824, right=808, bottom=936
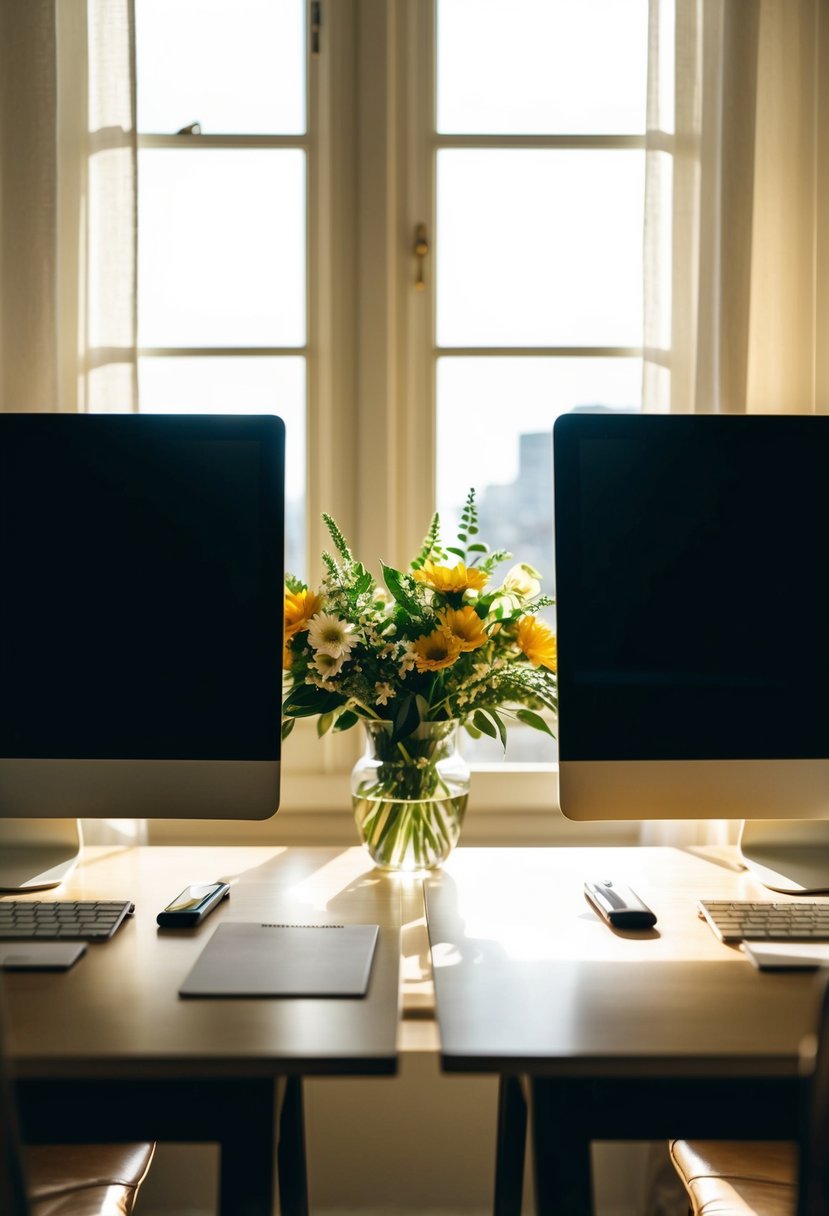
left=739, top=819, right=829, bottom=894
left=0, top=819, right=82, bottom=892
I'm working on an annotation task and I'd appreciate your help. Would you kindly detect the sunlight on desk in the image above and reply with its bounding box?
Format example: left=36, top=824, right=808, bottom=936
left=428, top=845, right=779, bottom=964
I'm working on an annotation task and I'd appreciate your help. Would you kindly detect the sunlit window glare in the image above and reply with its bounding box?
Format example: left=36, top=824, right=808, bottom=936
left=135, top=0, right=305, bottom=135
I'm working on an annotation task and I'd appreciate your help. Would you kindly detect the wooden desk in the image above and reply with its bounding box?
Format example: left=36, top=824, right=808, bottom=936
left=3, top=845, right=401, bottom=1216
left=424, top=846, right=825, bottom=1216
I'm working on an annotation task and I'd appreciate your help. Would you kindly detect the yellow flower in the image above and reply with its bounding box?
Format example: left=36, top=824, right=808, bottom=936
left=284, top=588, right=321, bottom=638
left=412, top=628, right=462, bottom=671
left=516, top=616, right=557, bottom=671
left=439, top=606, right=488, bottom=653
left=284, top=588, right=322, bottom=667
left=412, top=561, right=489, bottom=594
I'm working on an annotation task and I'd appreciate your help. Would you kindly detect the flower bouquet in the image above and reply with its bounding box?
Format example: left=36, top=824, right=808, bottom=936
left=282, top=490, right=557, bottom=870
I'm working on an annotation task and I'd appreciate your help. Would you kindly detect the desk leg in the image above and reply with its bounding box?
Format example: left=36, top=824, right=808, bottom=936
left=494, top=1076, right=527, bottom=1216
left=278, top=1077, right=309, bottom=1216
left=530, top=1079, right=593, bottom=1216
left=217, top=1079, right=280, bottom=1216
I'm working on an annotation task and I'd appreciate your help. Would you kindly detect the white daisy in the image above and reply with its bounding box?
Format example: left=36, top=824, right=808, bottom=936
left=308, top=612, right=356, bottom=657
left=312, top=650, right=346, bottom=679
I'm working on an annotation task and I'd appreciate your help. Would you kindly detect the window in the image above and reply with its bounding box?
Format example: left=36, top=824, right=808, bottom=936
left=130, top=0, right=648, bottom=841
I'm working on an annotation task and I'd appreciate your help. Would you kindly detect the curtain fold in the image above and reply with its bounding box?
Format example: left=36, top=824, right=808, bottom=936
left=84, top=0, right=138, bottom=411
left=0, top=0, right=59, bottom=410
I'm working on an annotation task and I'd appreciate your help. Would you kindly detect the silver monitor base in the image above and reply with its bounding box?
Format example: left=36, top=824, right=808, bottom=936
left=0, top=818, right=82, bottom=891
left=739, top=819, right=829, bottom=894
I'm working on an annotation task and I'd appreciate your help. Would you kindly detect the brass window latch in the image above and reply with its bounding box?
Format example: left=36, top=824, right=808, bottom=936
left=311, top=1, right=321, bottom=57
left=414, top=223, right=429, bottom=291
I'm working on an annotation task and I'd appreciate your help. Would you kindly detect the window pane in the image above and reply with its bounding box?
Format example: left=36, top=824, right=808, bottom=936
left=437, top=0, right=647, bottom=135
left=139, top=355, right=306, bottom=580
left=136, top=0, right=305, bottom=134
left=438, top=356, right=641, bottom=764
left=437, top=150, right=644, bottom=347
left=138, top=149, right=305, bottom=348
left=437, top=356, right=642, bottom=593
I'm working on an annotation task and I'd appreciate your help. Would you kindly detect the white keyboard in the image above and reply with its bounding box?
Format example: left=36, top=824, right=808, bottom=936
left=699, top=899, right=829, bottom=943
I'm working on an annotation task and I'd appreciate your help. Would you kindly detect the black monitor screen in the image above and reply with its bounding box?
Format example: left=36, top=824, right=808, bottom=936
left=0, top=415, right=284, bottom=761
left=554, top=414, right=829, bottom=761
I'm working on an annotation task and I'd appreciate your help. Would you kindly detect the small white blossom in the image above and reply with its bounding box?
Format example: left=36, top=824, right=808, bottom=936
left=308, top=612, right=356, bottom=657
left=374, top=682, right=395, bottom=706
left=398, top=645, right=417, bottom=677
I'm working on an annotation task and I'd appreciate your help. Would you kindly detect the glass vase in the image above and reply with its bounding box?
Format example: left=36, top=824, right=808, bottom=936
left=351, top=719, right=470, bottom=872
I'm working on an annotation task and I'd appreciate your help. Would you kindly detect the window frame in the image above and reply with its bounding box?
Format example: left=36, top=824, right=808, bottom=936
left=141, top=0, right=640, bottom=845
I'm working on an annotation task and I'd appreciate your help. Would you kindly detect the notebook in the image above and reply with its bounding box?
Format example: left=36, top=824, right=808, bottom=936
left=179, top=921, right=379, bottom=997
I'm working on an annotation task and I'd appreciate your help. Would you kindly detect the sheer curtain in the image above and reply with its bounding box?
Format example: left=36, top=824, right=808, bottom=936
left=639, top=0, right=829, bottom=853
left=0, top=0, right=143, bottom=846
left=0, top=0, right=137, bottom=411
left=644, top=0, right=829, bottom=414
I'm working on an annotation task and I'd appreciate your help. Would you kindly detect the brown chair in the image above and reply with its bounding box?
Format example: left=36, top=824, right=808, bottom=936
left=1, top=981, right=155, bottom=1216
left=670, top=974, right=829, bottom=1216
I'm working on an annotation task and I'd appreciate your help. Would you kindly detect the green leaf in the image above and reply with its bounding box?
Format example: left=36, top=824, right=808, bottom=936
left=472, top=709, right=497, bottom=739
left=382, top=563, right=423, bottom=617
left=355, top=569, right=373, bottom=594
left=490, top=708, right=508, bottom=750
left=317, top=712, right=334, bottom=737
left=283, top=684, right=344, bottom=718
left=515, top=708, right=555, bottom=737
left=474, top=708, right=506, bottom=750
left=467, top=542, right=487, bottom=553
left=281, top=717, right=295, bottom=741
left=332, top=709, right=360, bottom=732
left=463, top=721, right=482, bottom=740
left=446, top=546, right=465, bottom=559
left=392, top=693, right=421, bottom=743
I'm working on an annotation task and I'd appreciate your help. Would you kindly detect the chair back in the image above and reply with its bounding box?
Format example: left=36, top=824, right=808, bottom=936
left=797, top=972, right=829, bottom=1216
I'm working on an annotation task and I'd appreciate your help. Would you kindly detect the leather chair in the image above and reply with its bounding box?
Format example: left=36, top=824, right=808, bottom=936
left=1, top=982, right=155, bottom=1216
left=670, top=975, right=829, bottom=1216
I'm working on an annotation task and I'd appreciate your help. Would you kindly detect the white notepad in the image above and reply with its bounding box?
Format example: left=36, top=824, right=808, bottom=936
left=179, top=921, right=379, bottom=997
left=742, top=940, right=829, bottom=970
left=0, top=942, right=86, bottom=970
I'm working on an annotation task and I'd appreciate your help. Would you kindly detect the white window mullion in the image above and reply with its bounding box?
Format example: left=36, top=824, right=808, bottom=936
left=399, top=0, right=438, bottom=564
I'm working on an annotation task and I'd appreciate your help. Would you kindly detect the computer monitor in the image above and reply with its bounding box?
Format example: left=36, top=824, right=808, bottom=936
left=553, top=412, right=829, bottom=893
left=0, top=414, right=284, bottom=890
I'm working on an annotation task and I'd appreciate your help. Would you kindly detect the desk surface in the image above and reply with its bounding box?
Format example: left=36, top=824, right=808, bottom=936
left=4, top=845, right=401, bottom=1079
left=425, top=845, right=825, bottom=1078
